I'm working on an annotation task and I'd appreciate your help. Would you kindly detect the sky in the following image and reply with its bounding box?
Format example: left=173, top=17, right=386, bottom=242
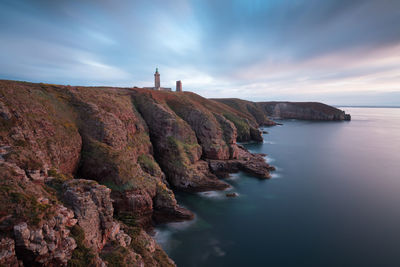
left=1, top=0, right=400, bottom=105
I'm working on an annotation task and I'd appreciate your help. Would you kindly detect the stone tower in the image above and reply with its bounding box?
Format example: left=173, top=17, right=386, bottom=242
left=154, top=68, right=160, bottom=90
left=176, top=80, right=182, bottom=92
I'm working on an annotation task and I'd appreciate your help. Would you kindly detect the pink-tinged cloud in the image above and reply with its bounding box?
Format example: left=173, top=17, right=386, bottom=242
left=0, top=0, right=399, bottom=105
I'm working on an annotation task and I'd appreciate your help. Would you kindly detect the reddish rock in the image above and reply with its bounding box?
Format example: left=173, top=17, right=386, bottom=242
left=153, top=182, right=194, bottom=223
left=257, top=101, right=351, bottom=121
left=13, top=205, right=77, bottom=266
left=0, top=80, right=317, bottom=266
left=133, top=92, right=230, bottom=192
left=208, top=145, right=275, bottom=179
left=63, top=179, right=132, bottom=251
left=0, top=81, right=82, bottom=174
left=0, top=238, right=20, bottom=267
left=226, top=192, right=238, bottom=198
left=165, top=96, right=231, bottom=160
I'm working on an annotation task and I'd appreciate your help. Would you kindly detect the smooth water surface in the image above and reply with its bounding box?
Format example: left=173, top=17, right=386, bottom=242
left=155, top=108, right=400, bottom=267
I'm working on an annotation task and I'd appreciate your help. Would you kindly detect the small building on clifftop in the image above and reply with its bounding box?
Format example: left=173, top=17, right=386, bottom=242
left=143, top=68, right=171, bottom=91
left=176, top=80, right=182, bottom=92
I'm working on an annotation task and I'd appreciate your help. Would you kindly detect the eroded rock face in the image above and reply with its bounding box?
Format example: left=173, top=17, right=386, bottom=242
left=214, top=114, right=240, bottom=159
left=69, top=87, right=192, bottom=227
left=133, top=92, right=230, bottom=192
left=208, top=145, right=275, bottom=179
left=101, top=242, right=145, bottom=267
left=0, top=83, right=82, bottom=175
left=153, top=182, right=194, bottom=223
left=130, top=228, right=176, bottom=267
left=63, top=179, right=131, bottom=251
left=258, top=102, right=351, bottom=121
left=0, top=80, right=289, bottom=266
left=165, top=97, right=231, bottom=160
left=0, top=238, right=20, bottom=267
left=210, top=98, right=276, bottom=127
left=212, top=98, right=351, bottom=123
left=13, top=205, right=77, bottom=266
left=112, top=189, right=155, bottom=227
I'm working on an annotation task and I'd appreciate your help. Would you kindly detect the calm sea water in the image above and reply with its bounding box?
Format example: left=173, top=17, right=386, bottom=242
left=155, top=108, right=400, bottom=267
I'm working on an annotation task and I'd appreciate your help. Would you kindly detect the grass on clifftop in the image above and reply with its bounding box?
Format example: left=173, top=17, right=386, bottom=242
left=222, top=113, right=250, bottom=140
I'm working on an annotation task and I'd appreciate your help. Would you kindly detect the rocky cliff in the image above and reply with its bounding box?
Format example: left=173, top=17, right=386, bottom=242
left=0, top=80, right=276, bottom=266
left=213, top=99, right=351, bottom=121
left=0, top=80, right=350, bottom=266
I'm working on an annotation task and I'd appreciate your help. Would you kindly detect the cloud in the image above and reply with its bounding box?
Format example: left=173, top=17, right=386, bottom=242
left=0, top=36, right=131, bottom=85
left=0, top=0, right=399, bottom=105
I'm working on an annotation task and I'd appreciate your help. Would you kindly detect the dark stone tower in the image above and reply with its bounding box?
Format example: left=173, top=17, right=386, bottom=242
left=154, top=68, right=160, bottom=90
left=176, top=80, right=182, bottom=92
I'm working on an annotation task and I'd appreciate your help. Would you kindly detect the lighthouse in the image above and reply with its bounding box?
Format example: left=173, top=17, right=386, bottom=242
left=142, top=68, right=172, bottom=91
left=154, top=68, right=160, bottom=90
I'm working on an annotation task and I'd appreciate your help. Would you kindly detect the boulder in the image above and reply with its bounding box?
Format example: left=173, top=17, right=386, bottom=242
left=226, top=192, right=238, bottom=198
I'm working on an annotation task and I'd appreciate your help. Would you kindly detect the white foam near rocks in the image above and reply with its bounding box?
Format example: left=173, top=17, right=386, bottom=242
left=263, top=155, right=275, bottom=163
left=263, top=140, right=276, bottom=145
left=271, top=172, right=281, bottom=179
left=198, top=191, right=226, bottom=199
left=153, top=215, right=198, bottom=252
left=226, top=172, right=241, bottom=181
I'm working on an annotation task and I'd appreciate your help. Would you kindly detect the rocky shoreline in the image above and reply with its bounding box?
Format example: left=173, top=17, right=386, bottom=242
left=0, top=80, right=350, bottom=266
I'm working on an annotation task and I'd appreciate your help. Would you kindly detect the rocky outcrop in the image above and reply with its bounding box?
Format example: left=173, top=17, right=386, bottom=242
left=213, top=99, right=351, bottom=122
left=208, top=145, right=275, bottom=179
left=214, top=114, right=240, bottom=159
left=59, top=178, right=173, bottom=267
left=226, top=192, right=238, bottom=198
left=128, top=227, right=175, bottom=267
left=2, top=80, right=341, bottom=266
left=133, top=92, right=230, bottom=192
left=0, top=160, right=79, bottom=266
left=0, top=83, right=82, bottom=176
left=257, top=101, right=351, bottom=121
left=152, top=182, right=194, bottom=223
left=62, top=179, right=131, bottom=251
left=164, top=95, right=231, bottom=160
left=0, top=238, right=20, bottom=266
left=69, top=86, right=192, bottom=227
left=13, top=206, right=77, bottom=266
left=211, top=98, right=276, bottom=126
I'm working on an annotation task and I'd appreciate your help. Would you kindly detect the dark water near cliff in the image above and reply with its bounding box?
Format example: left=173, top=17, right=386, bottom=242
left=155, top=108, right=400, bottom=267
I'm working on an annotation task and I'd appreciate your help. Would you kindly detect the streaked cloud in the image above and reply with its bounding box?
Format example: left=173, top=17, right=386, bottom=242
left=0, top=0, right=399, bottom=105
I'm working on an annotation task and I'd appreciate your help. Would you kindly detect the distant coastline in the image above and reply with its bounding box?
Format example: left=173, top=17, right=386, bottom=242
left=335, top=105, right=400, bottom=108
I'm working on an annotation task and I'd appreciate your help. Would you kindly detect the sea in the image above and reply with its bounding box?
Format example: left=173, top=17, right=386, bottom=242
left=154, top=107, right=400, bottom=267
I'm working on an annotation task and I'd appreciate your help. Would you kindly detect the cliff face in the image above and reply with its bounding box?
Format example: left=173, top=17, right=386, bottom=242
left=0, top=80, right=274, bottom=266
left=213, top=99, right=351, bottom=121
left=0, top=80, right=350, bottom=266
left=211, top=98, right=276, bottom=126
left=257, top=102, right=351, bottom=120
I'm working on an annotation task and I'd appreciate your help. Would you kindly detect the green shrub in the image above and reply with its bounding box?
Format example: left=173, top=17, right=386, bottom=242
left=45, top=169, right=72, bottom=199
left=137, top=154, right=157, bottom=172
left=115, top=213, right=137, bottom=227
left=101, top=246, right=130, bottom=266
left=223, top=113, right=250, bottom=139
left=3, top=150, right=43, bottom=170
left=68, top=225, right=96, bottom=267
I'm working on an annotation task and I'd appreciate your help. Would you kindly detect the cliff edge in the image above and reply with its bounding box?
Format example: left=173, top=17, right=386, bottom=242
left=213, top=99, right=351, bottom=121
left=0, top=80, right=350, bottom=266
left=0, top=80, right=275, bottom=266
